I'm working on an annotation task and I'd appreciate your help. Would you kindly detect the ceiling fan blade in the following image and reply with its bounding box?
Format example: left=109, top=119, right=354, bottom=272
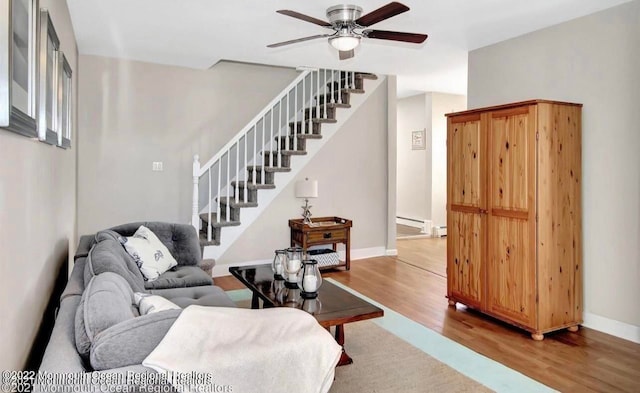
left=364, top=29, right=428, bottom=44
left=355, top=2, right=410, bottom=27
left=276, top=10, right=331, bottom=27
left=339, top=50, right=355, bottom=60
left=267, top=34, right=331, bottom=48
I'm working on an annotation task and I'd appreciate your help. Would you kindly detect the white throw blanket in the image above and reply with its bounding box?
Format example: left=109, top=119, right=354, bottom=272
left=143, top=305, right=342, bottom=393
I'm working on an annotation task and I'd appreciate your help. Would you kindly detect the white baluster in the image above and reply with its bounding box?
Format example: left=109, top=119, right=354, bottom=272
left=316, top=70, right=320, bottom=121
left=269, top=108, right=274, bottom=168
left=294, top=83, right=298, bottom=151
left=261, top=117, right=265, bottom=182
left=217, top=161, right=221, bottom=238
left=226, top=152, right=230, bottom=221
left=286, top=91, right=290, bottom=152
left=253, top=125, right=257, bottom=185
left=351, top=70, right=355, bottom=90
left=235, top=141, right=239, bottom=204
left=208, top=168, right=212, bottom=241
left=191, top=155, right=200, bottom=231
left=303, top=74, right=308, bottom=137
left=323, top=69, right=327, bottom=118
left=339, top=70, right=343, bottom=105
left=244, top=133, right=247, bottom=203
left=331, top=69, right=335, bottom=104
left=278, top=99, right=282, bottom=168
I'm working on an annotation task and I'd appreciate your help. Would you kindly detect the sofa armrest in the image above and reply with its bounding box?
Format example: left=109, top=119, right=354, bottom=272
left=90, top=309, right=181, bottom=371
left=75, top=235, right=96, bottom=260
left=199, top=259, right=216, bottom=277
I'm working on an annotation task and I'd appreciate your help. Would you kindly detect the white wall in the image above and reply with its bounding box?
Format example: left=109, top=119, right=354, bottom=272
left=396, top=92, right=466, bottom=229
left=396, top=94, right=430, bottom=221
left=220, top=79, right=390, bottom=264
left=0, top=0, right=78, bottom=370
left=77, top=57, right=298, bottom=235
left=430, top=93, right=466, bottom=227
left=468, top=1, right=640, bottom=340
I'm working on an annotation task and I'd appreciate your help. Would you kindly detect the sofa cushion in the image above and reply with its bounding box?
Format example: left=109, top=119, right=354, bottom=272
left=87, top=238, right=146, bottom=293
left=121, top=226, right=178, bottom=281
left=90, top=309, right=181, bottom=371
left=109, top=222, right=201, bottom=266
left=152, top=286, right=237, bottom=308
left=75, top=273, right=138, bottom=360
left=143, top=266, right=213, bottom=290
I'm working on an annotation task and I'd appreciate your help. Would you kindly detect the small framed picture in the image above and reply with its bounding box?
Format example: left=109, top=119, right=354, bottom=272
left=412, top=130, right=426, bottom=150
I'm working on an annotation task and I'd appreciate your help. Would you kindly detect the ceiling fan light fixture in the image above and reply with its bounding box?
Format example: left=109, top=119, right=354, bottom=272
left=329, top=35, right=361, bottom=51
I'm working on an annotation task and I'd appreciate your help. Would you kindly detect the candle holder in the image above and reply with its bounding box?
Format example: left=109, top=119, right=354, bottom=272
left=284, top=247, right=303, bottom=288
left=271, top=249, right=287, bottom=280
left=299, top=297, right=322, bottom=315
left=297, top=259, right=322, bottom=298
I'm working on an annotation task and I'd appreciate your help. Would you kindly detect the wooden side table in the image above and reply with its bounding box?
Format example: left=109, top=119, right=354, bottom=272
left=289, top=216, right=352, bottom=270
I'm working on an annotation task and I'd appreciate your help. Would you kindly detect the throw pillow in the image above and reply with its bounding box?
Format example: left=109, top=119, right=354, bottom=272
left=134, top=293, right=181, bottom=315
left=121, top=225, right=178, bottom=281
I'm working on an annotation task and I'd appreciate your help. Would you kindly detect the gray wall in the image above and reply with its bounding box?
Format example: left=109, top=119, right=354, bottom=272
left=220, top=79, right=390, bottom=264
left=397, top=94, right=430, bottom=221
left=468, top=1, right=640, bottom=332
left=0, top=0, right=78, bottom=370
left=77, top=57, right=299, bottom=235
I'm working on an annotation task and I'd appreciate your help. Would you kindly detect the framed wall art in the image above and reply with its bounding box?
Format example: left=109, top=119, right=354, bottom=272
left=411, top=129, right=426, bottom=150
left=1, top=0, right=40, bottom=137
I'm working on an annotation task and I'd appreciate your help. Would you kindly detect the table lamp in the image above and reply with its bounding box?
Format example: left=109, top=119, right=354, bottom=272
left=295, top=178, right=318, bottom=225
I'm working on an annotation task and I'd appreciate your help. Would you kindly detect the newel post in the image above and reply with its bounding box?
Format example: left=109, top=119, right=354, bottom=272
left=191, top=155, right=200, bottom=231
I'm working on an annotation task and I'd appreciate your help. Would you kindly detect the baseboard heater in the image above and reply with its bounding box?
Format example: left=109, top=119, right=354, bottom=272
left=432, top=226, right=447, bottom=237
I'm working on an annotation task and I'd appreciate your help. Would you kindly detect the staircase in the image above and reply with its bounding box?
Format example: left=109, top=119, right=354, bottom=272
left=191, top=68, right=380, bottom=260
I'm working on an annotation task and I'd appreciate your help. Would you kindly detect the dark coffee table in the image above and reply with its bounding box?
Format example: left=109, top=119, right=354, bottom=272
left=229, top=264, right=384, bottom=366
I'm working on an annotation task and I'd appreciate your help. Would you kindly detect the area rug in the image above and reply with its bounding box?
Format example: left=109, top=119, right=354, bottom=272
left=225, top=278, right=555, bottom=393
left=329, top=320, right=492, bottom=392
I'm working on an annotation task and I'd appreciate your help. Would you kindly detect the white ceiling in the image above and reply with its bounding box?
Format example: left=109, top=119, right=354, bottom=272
left=66, top=0, right=631, bottom=97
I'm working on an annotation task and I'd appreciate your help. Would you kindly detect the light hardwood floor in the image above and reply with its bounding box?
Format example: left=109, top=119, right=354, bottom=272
left=396, top=237, right=446, bottom=277
left=216, top=254, right=640, bottom=392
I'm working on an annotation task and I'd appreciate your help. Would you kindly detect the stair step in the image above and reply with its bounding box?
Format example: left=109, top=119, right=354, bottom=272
left=247, top=165, right=291, bottom=173
left=199, top=213, right=241, bottom=227
left=304, top=103, right=350, bottom=121
left=277, top=150, right=307, bottom=156
left=199, top=232, right=220, bottom=246
left=315, top=89, right=352, bottom=105
left=217, top=197, right=258, bottom=208
left=276, top=133, right=322, bottom=141
left=231, top=181, right=275, bottom=190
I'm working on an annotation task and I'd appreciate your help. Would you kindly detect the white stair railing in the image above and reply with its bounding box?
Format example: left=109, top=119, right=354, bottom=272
left=192, top=68, right=357, bottom=242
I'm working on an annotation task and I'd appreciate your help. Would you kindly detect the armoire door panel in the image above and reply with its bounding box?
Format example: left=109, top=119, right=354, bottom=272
left=448, top=211, right=483, bottom=306
left=449, top=117, right=482, bottom=208
left=487, top=216, right=536, bottom=326
left=489, top=110, right=531, bottom=212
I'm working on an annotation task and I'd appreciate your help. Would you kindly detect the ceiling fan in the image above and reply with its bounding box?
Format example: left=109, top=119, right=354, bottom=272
left=267, top=2, right=428, bottom=60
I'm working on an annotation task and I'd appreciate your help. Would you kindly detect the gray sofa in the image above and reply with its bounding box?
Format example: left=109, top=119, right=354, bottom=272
left=34, top=222, right=236, bottom=393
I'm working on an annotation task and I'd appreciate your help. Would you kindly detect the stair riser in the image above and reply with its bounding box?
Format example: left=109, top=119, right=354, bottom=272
left=200, top=226, right=221, bottom=243
left=289, top=122, right=321, bottom=135
left=276, top=137, right=306, bottom=152
left=264, top=151, right=292, bottom=168
left=247, top=170, right=274, bottom=185
left=304, top=106, right=336, bottom=120
left=205, top=205, right=241, bottom=222
left=316, top=91, right=350, bottom=105
left=327, top=77, right=364, bottom=91
left=235, top=187, right=257, bottom=203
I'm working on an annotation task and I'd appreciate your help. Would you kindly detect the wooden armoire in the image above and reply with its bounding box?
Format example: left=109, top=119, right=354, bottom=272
left=445, top=100, right=582, bottom=340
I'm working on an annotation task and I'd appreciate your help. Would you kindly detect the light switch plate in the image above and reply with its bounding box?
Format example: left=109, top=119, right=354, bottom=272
left=152, top=162, right=163, bottom=171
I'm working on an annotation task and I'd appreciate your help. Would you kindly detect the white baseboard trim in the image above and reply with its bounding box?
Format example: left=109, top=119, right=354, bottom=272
left=396, top=217, right=431, bottom=234
left=386, top=249, right=398, bottom=256
left=582, top=312, right=640, bottom=344
left=213, top=246, right=388, bottom=277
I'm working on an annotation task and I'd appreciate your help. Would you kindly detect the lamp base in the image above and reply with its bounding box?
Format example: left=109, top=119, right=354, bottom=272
left=301, top=198, right=313, bottom=225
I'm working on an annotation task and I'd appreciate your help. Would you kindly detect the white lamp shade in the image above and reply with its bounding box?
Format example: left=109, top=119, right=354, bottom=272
left=329, top=36, right=360, bottom=51
left=295, top=179, right=318, bottom=198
